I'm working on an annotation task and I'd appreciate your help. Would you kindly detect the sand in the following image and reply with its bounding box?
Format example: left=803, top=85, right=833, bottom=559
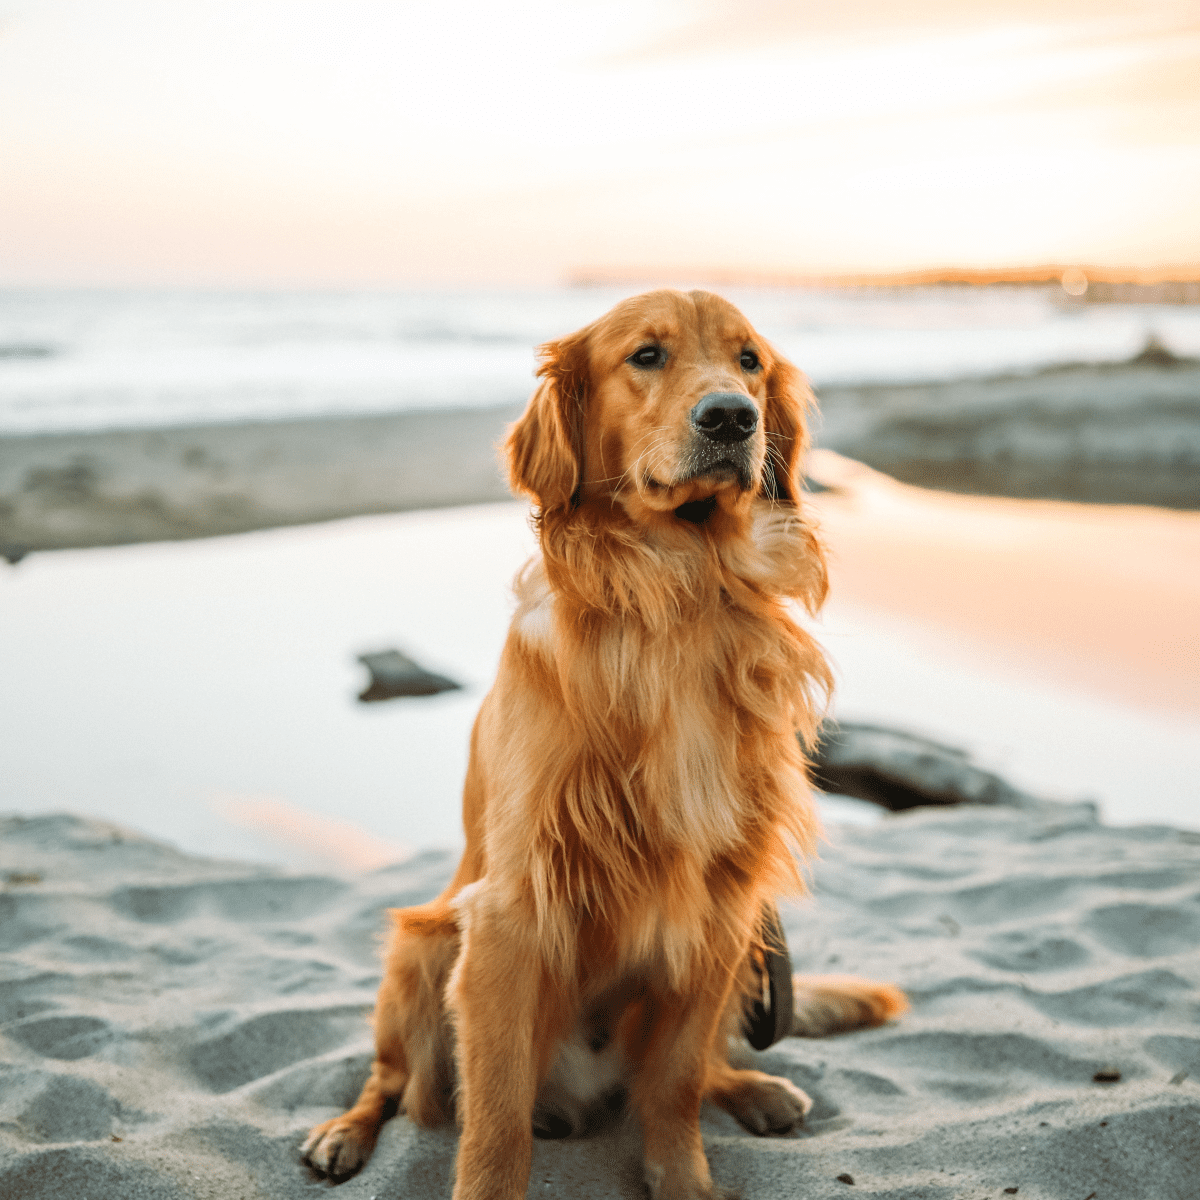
left=0, top=406, right=521, bottom=557
left=4, top=387, right=1198, bottom=1195
left=814, top=356, right=1200, bottom=511
left=3, top=803, right=1198, bottom=1199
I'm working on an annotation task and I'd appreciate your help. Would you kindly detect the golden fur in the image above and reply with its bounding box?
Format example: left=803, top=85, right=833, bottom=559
left=302, top=290, right=906, bottom=1200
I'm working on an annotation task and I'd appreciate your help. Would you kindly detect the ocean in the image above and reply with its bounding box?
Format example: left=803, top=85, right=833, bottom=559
left=3, top=285, right=1199, bottom=435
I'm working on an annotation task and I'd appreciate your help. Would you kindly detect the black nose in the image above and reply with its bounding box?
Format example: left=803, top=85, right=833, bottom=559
left=690, top=393, right=758, bottom=443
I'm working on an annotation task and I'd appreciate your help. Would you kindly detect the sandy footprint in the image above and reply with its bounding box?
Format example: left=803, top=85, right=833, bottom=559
left=7, top=1014, right=116, bottom=1062
left=187, top=1004, right=371, bottom=1092
left=1085, top=903, right=1200, bottom=958
left=1, top=1070, right=142, bottom=1142
left=1026, top=968, right=1196, bottom=1026
left=971, top=929, right=1092, bottom=972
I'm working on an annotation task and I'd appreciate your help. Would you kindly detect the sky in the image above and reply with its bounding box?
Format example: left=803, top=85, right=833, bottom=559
left=1, top=0, right=1198, bottom=285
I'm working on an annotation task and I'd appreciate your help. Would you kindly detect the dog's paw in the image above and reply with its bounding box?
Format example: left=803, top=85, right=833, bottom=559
left=711, top=1069, right=812, bottom=1135
left=644, top=1159, right=739, bottom=1200
left=301, top=1116, right=377, bottom=1179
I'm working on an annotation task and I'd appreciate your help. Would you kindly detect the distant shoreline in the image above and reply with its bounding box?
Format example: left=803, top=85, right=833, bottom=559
left=2, top=355, right=1198, bottom=557
left=0, top=404, right=521, bottom=557
left=569, top=264, right=1200, bottom=302
left=817, top=354, right=1200, bottom=512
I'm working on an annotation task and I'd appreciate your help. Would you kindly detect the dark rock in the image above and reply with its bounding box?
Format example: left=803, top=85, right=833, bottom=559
left=1129, top=334, right=1185, bottom=368
left=810, top=721, right=1040, bottom=812
left=356, top=650, right=461, bottom=703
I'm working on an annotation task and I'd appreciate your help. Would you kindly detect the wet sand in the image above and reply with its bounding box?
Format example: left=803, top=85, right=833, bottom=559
left=0, top=405, right=521, bottom=556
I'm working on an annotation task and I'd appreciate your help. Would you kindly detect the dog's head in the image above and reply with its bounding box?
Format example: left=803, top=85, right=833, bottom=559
left=506, top=290, right=814, bottom=527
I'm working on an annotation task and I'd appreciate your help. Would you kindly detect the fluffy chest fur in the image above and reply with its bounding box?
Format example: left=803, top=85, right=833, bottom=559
left=475, top=503, right=829, bottom=983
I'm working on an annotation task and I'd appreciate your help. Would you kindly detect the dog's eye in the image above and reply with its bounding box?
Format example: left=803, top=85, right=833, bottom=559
left=740, top=349, right=761, bottom=372
left=628, top=345, right=666, bottom=369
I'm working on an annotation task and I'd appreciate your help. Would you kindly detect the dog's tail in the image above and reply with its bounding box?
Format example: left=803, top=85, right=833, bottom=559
left=789, top=974, right=908, bottom=1037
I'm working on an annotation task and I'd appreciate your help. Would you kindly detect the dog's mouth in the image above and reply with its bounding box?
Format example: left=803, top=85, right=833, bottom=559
left=673, top=495, right=718, bottom=525
left=680, top=437, right=757, bottom=492
left=638, top=437, right=760, bottom=518
left=645, top=459, right=755, bottom=496
left=643, top=463, right=752, bottom=525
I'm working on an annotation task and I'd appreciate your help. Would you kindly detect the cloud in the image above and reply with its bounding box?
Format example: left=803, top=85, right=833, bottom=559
left=2, top=0, right=1196, bottom=282
left=607, top=0, right=1198, bottom=62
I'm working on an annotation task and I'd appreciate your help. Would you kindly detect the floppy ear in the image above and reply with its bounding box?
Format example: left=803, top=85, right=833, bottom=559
left=762, top=348, right=816, bottom=506
left=505, top=329, right=590, bottom=510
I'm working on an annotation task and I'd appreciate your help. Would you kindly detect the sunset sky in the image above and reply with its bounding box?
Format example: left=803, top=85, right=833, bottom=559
left=1, top=0, right=1198, bottom=285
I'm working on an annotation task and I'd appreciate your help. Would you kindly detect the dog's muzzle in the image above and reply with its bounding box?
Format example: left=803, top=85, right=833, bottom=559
left=679, top=393, right=759, bottom=490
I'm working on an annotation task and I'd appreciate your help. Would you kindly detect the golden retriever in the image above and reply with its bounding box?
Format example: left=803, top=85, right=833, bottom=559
left=302, top=290, right=906, bottom=1199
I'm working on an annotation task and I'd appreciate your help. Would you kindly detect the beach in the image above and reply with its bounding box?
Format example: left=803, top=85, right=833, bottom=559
left=3, top=474, right=1199, bottom=1197
left=6, top=0, right=1200, bottom=1179
left=0, top=406, right=521, bottom=557
left=3, top=800, right=1198, bottom=1200
left=2, top=284, right=1199, bottom=1197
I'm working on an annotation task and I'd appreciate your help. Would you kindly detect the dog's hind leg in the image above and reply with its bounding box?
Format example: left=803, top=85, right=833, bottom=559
left=704, top=960, right=813, bottom=1137
left=301, top=902, right=460, bottom=1180
left=706, top=973, right=907, bottom=1135
left=705, top=961, right=907, bottom=1135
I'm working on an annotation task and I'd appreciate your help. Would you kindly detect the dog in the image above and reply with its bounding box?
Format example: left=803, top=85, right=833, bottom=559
left=302, top=290, right=906, bottom=1199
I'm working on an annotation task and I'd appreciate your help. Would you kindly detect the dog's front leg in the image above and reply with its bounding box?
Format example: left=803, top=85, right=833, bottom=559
left=632, top=960, right=739, bottom=1200
left=449, top=884, right=565, bottom=1200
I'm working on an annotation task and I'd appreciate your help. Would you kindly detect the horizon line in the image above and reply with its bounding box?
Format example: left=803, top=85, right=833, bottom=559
left=566, top=263, right=1200, bottom=289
